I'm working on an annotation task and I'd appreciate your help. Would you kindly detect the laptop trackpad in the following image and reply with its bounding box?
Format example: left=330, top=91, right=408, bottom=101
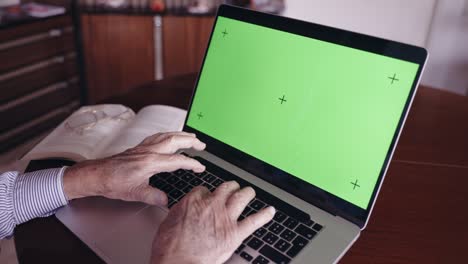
left=56, top=197, right=148, bottom=235
left=97, top=205, right=169, bottom=264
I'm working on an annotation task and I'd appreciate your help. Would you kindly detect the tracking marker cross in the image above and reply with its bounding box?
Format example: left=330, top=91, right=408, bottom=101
left=351, top=179, right=360, bottom=190
left=278, top=95, right=287, bottom=104
left=388, top=73, right=399, bottom=84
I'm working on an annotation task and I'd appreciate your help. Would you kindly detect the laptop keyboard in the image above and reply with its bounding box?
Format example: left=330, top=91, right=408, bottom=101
left=149, top=157, right=324, bottom=264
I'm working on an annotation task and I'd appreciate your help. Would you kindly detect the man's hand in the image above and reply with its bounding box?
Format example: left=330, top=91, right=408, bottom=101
left=63, top=132, right=206, bottom=205
left=151, top=182, right=275, bottom=264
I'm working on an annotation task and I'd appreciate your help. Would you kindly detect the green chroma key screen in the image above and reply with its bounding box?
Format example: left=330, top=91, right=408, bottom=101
left=187, top=17, right=419, bottom=209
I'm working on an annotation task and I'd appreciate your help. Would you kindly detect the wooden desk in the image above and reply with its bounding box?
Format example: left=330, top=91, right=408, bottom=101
left=15, top=74, right=468, bottom=263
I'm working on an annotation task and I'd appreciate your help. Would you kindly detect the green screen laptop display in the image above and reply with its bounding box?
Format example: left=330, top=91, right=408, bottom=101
left=186, top=16, right=419, bottom=209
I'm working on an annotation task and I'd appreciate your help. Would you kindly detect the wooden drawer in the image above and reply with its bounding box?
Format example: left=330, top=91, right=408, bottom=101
left=0, top=81, right=80, bottom=133
left=0, top=16, right=72, bottom=43
left=0, top=56, right=77, bottom=103
left=0, top=31, right=75, bottom=73
left=0, top=14, right=80, bottom=153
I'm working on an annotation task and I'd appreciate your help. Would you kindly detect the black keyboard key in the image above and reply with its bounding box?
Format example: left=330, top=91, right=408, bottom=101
left=203, top=173, right=216, bottom=183
left=240, top=251, right=253, bottom=262
left=182, top=185, right=194, bottom=194
left=156, top=172, right=172, bottom=178
left=149, top=176, right=157, bottom=184
left=150, top=178, right=166, bottom=189
left=264, top=220, right=273, bottom=228
left=242, top=207, right=252, bottom=217
left=189, top=178, right=203, bottom=186
left=247, top=237, right=264, bottom=250
left=303, top=218, right=315, bottom=226
left=273, top=211, right=287, bottom=223
left=243, top=235, right=253, bottom=244
left=286, top=236, right=308, bottom=258
left=254, top=227, right=267, bottom=238
left=253, top=255, right=269, bottom=264
left=259, top=245, right=291, bottom=264
left=168, top=196, right=175, bottom=204
left=313, top=223, right=323, bottom=231
left=238, top=215, right=245, bottom=221
left=202, top=182, right=213, bottom=190
left=250, top=199, right=266, bottom=210
left=166, top=175, right=179, bottom=184
left=292, top=235, right=308, bottom=246
left=268, top=223, right=285, bottom=235
left=295, top=224, right=317, bottom=240
left=161, top=184, right=174, bottom=193
left=194, top=157, right=310, bottom=223
left=274, top=239, right=291, bottom=252
left=169, top=189, right=184, bottom=200
left=262, top=232, right=279, bottom=245
left=212, top=178, right=223, bottom=187
left=194, top=171, right=207, bottom=177
left=167, top=195, right=177, bottom=206
left=181, top=173, right=194, bottom=182
left=279, top=229, right=296, bottom=242
left=246, top=208, right=257, bottom=217
left=283, top=218, right=299, bottom=229
left=173, top=169, right=185, bottom=176
left=174, top=180, right=188, bottom=189
left=235, top=244, right=245, bottom=254
left=252, top=255, right=270, bottom=264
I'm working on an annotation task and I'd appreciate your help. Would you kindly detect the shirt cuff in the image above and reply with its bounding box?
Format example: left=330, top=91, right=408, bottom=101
left=12, top=167, right=69, bottom=224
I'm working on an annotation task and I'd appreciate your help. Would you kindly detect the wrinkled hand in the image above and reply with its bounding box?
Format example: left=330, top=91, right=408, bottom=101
left=151, top=181, right=275, bottom=264
left=63, top=132, right=206, bottom=205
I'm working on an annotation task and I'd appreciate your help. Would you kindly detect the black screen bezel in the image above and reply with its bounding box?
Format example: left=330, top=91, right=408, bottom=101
left=183, top=5, right=427, bottom=228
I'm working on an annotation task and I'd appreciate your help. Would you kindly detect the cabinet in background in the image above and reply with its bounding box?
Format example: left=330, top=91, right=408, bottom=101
left=162, top=16, right=214, bottom=78
left=80, top=14, right=155, bottom=103
left=80, top=14, right=214, bottom=103
left=0, top=15, right=80, bottom=152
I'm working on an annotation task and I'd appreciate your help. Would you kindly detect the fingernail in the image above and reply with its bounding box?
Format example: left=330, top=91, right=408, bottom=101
left=266, top=206, right=276, bottom=215
left=194, top=168, right=205, bottom=174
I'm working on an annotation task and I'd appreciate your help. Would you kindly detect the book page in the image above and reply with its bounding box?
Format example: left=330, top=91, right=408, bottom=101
left=23, top=105, right=135, bottom=162
left=100, top=105, right=187, bottom=158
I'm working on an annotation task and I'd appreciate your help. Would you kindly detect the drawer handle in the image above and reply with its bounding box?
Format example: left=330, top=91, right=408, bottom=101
left=53, top=56, right=65, bottom=63
left=49, top=29, right=62, bottom=37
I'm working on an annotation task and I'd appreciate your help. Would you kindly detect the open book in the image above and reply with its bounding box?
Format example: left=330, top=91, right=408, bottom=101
left=23, top=104, right=187, bottom=162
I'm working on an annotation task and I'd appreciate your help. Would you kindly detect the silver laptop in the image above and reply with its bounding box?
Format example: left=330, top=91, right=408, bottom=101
left=56, top=5, right=427, bottom=264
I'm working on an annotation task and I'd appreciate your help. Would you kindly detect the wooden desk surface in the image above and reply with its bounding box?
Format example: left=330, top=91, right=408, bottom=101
left=15, top=74, right=468, bottom=263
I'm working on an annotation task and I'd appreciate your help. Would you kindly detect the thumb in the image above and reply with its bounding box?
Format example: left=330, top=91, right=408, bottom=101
left=132, top=185, right=168, bottom=206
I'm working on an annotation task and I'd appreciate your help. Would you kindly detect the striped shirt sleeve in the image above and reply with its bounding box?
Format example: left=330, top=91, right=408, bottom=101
left=0, top=168, right=69, bottom=239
